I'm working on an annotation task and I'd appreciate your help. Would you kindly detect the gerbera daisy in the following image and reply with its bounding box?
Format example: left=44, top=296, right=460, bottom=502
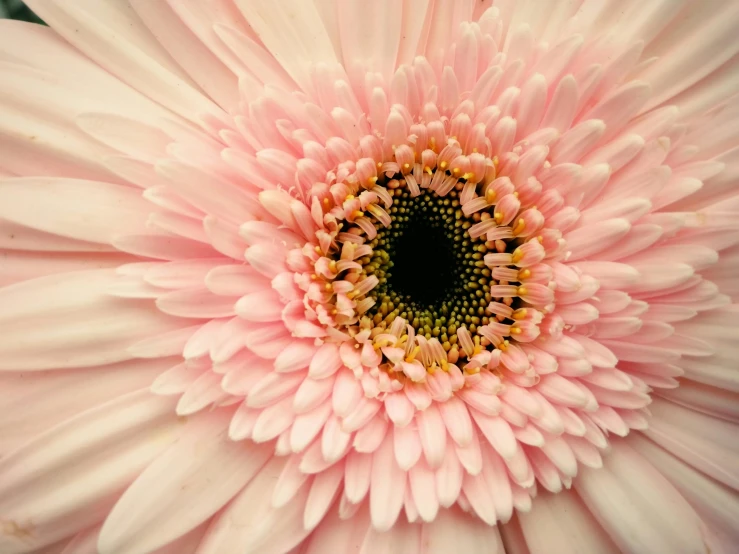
left=0, top=0, right=738, bottom=552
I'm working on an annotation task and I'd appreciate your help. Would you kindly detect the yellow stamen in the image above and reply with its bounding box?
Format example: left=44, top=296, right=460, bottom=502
left=405, top=345, right=421, bottom=363
left=511, top=248, right=523, bottom=264
left=512, top=308, right=528, bottom=320
left=518, top=268, right=531, bottom=280
left=494, top=212, right=503, bottom=223
left=439, top=161, right=448, bottom=170
left=403, top=163, right=411, bottom=170
left=351, top=210, right=364, bottom=219
left=485, top=188, right=497, bottom=203
left=512, top=218, right=526, bottom=235
left=517, top=286, right=528, bottom=296
left=462, top=172, right=474, bottom=181
left=424, top=166, right=433, bottom=175
left=510, top=327, right=522, bottom=335
left=367, top=176, right=378, bottom=186
left=311, top=274, right=318, bottom=280
left=374, top=338, right=392, bottom=349
left=328, top=260, right=338, bottom=273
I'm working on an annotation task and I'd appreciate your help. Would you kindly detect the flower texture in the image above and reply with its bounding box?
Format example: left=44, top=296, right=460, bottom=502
left=1, top=1, right=738, bottom=553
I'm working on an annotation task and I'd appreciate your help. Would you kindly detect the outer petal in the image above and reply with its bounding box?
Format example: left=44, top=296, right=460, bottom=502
left=518, top=490, right=619, bottom=553
left=574, top=441, right=708, bottom=553
left=98, top=411, right=272, bottom=554
left=0, top=391, right=183, bottom=553
left=196, top=457, right=312, bottom=554
left=0, top=178, right=151, bottom=244
left=0, top=270, right=186, bottom=370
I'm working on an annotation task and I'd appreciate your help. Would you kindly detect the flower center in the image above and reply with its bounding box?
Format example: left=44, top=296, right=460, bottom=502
left=366, top=186, right=493, bottom=345
left=289, top=136, right=557, bottom=375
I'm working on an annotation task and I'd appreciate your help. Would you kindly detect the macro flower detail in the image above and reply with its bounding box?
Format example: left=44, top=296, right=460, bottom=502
left=0, top=1, right=738, bottom=553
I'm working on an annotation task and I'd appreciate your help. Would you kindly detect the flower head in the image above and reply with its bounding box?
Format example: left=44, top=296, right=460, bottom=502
left=1, top=1, right=738, bottom=553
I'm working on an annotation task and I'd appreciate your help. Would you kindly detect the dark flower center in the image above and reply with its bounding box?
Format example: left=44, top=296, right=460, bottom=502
left=365, top=186, right=494, bottom=345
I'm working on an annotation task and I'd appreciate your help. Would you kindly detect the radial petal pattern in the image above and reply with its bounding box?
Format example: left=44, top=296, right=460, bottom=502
left=0, top=1, right=738, bottom=553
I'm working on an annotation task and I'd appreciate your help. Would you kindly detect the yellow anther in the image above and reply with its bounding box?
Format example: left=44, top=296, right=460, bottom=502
left=346, top=195, right=355, bottom=201
left=377, top=162, right=383, bottom=169
left=323, top=198, right=330, bottom=206
left=518, top=269, right=531, bottom=280
left=462, top=172, right=474, bottom=181
left=405, top=345, right=421, bottom=363
left=485, top=188, right=497, bottom=203
left=367, top=176, right=378, bottom=186
left=513, top=191, right=519, bottom=197
left=403, top=163, right=411, bottom=170
left=441, top=359, right=449, bottom=371
left=314, top=246, right=322, bottom=253
left=511, top=248, right=523, bottom=264
left=452, top=167, right=461, bottom=175
left=324, top=283, right=332, bottom=291
left=439, top=161, right=448, bottom=170
left=374, top=338, right=391, bottom=349
left=425, top=166, right=433, bottom=175
left=427, top=364, right=437, bottom=375
left=493, top=156, right=499, bottom=166
left=311, top=274, right=318, bottom=280
left=517, top=286, right=528, bottom=296
left=537, top=235, right=544, bottom=243
left=494, top=212, right=504, bottom=223
left=510, top=327, right=522, bottom=335
left=351, top=210, right=365, bottom=219
left=472, top=147, right=479, bottom=153
left=512, top=218, right=526, bottom=235
left=512, top=308, right=528, bottom=320
left=331, top=309, right=338, bottom=315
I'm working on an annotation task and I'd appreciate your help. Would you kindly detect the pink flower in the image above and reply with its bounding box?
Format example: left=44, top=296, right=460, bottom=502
left=0, top=1, right=738, bottom=553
